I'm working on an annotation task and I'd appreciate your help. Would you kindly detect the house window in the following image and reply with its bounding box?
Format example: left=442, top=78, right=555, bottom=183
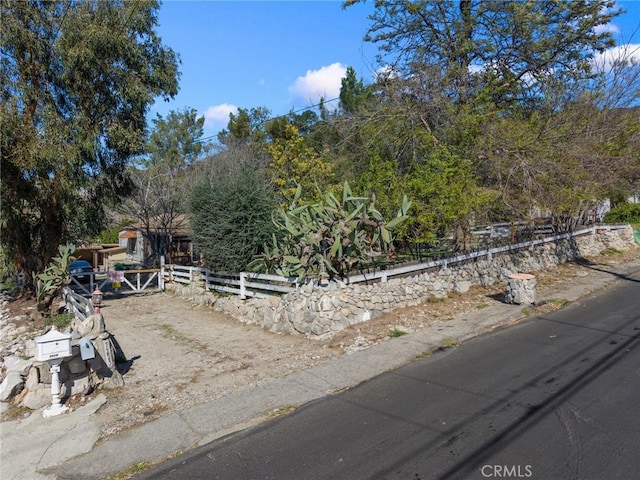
left=127, top=237, right=137, bottom=255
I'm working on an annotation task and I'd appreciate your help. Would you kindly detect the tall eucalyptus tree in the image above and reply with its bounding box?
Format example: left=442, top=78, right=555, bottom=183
left=1, top=0, right=179, bottom=293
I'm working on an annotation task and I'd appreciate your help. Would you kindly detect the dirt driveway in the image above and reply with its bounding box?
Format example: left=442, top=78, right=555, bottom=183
left=92, top=291, right=341, bottom=438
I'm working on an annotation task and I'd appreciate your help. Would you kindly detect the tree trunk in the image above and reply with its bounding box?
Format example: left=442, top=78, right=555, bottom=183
left=454, top=217, right=472, bottom=253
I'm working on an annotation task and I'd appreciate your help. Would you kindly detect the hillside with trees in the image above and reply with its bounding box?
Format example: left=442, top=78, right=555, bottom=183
left=188, top=0, right=638, bottom=277
left=2, top=0, right=638, bottom=299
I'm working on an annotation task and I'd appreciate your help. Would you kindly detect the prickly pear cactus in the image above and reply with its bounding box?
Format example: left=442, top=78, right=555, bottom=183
left=34, top=243, right=76, bottom=313
left=251, top=182, right=410, bottom=280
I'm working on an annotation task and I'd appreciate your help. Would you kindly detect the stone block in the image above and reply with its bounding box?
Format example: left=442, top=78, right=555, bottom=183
left=505, top=273, right=537, bottom=305
left=62, top=375, right=91, bottom=397
left=24, top=366, right=40, bottom=391
left=67, top=351, right=88, bottom=375
left=0, top=371, right=24, bottom=401
left=4, top=356, right=33, bottom=375
left=21, top=386, right=51, bottom=410
left=454, top=280, right=471, bottom=294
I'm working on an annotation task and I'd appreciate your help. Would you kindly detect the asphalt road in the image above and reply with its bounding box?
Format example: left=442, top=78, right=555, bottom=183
left=136, top=268, right=640, bottom=480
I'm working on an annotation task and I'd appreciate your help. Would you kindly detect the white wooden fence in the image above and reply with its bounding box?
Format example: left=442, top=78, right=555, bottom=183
left=69, top=268, right=163, bottom=296
left=62, top=287, right=94, bottom=322
left=162, top=265, right=299, bottom=299
left=162, top=224, right=629, bottom=299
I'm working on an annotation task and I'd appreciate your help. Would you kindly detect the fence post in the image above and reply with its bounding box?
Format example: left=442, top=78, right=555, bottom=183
left=240, top=272, right=247, bottom=300
left=159, top=256, right=165, bottom=290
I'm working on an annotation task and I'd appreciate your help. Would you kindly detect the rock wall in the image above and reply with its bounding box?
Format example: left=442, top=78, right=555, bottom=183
left=167, top=226, right=636, bottom=338
left=0, top=305, right=124, bottom=413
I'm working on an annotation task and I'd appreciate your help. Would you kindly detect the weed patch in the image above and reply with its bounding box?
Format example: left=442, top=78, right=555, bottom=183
left=0, top=405, right=32, bottom=422
left=389, top=327, right=408, bottom=338
left=441, top=337, right=458, bottom=348
left=415, top=350, right=433, bottom=359
left=45, top=312, right=74, bottom=329
left=266, top=405, right=296, bottom=418
left=103, top=462, right=152, bottom=480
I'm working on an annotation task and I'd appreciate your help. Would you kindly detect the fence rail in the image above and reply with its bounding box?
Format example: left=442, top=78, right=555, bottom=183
left=162, top=265, right=299, bottom=299
left=162, top=224, right=630, bottom=299
left=344, top=226, right=604, bottom=285
left=62, top=287, right=93, bottom=321
left=69, top=269, right=163, bottom=295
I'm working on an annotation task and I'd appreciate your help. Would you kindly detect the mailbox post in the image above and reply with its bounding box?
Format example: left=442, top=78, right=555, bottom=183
left=35, top=327, right=72, bottom=418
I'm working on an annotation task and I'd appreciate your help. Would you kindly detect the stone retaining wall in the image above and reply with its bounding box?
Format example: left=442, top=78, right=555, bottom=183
left=167, top=226, right=636, bottom=337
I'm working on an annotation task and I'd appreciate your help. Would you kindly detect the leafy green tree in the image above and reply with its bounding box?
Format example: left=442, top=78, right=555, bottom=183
left=339, top=66, right=373, bottom=114
left=265, top=124, right=334, bottom=203
left=352, top=155, right=404, bottom=220
left=342, top=0, right=627, bottom=239
left=145, top=108, right=206, bottom=172
left=1, top=0, right=179, bottom=294
left=96, top=218, right=135, bottom=245
left=189, top=146, right=277, bottom=272
left=266, top=109, right=321, bottom=140
left=474, top=99, right=640, bottom=229
left=329, top=86, right=478, bottom=243
left=346, top=0, right=620, bottom=117
left=217, top=107, right=271, bottom=147
left=405, top=146, right=493, bottom=251
left=331, top=83, right=436, bottom=185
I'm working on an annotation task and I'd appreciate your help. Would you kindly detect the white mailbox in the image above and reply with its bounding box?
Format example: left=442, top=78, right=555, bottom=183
left=35, top=327, right=72, bottom=362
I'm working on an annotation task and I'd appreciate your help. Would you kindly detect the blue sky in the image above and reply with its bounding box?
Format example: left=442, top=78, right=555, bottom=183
left=150, top=1, right=640, bottom=140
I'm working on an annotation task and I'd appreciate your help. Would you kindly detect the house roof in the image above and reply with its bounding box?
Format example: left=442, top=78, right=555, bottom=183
left=119, top=230, right=138, bottom=239
left=76, top=244, right=120, bottom=251
left=119, top=214, right=192, bottom=237
left=99, top=246, right=127, bottom=254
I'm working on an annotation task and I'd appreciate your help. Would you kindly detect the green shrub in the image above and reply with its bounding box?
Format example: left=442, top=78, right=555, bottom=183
left=389, top=327, right=408, bottom=338
left=97, top=218, right=134, bottom=244
left=34, top=243, right=75, bottom=313
left=603, top=203, right=640, bottom=224
left=0, top=247, right=18, bottom=293
left=189, top=156, right=278, bottom=273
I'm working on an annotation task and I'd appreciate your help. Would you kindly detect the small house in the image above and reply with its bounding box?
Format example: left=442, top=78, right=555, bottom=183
left=118, top=215, right=193, bottom=266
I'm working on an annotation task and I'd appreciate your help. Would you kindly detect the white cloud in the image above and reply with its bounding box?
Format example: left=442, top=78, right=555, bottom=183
left=592, top=44, right=640, bottom=71
left=374, top=64, right=400, bottom=81
left=594, top=23, right=620, bottom=34
left=203, top=103, right=238, bottom=127
left=289, top=63, right=347, bottom=105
